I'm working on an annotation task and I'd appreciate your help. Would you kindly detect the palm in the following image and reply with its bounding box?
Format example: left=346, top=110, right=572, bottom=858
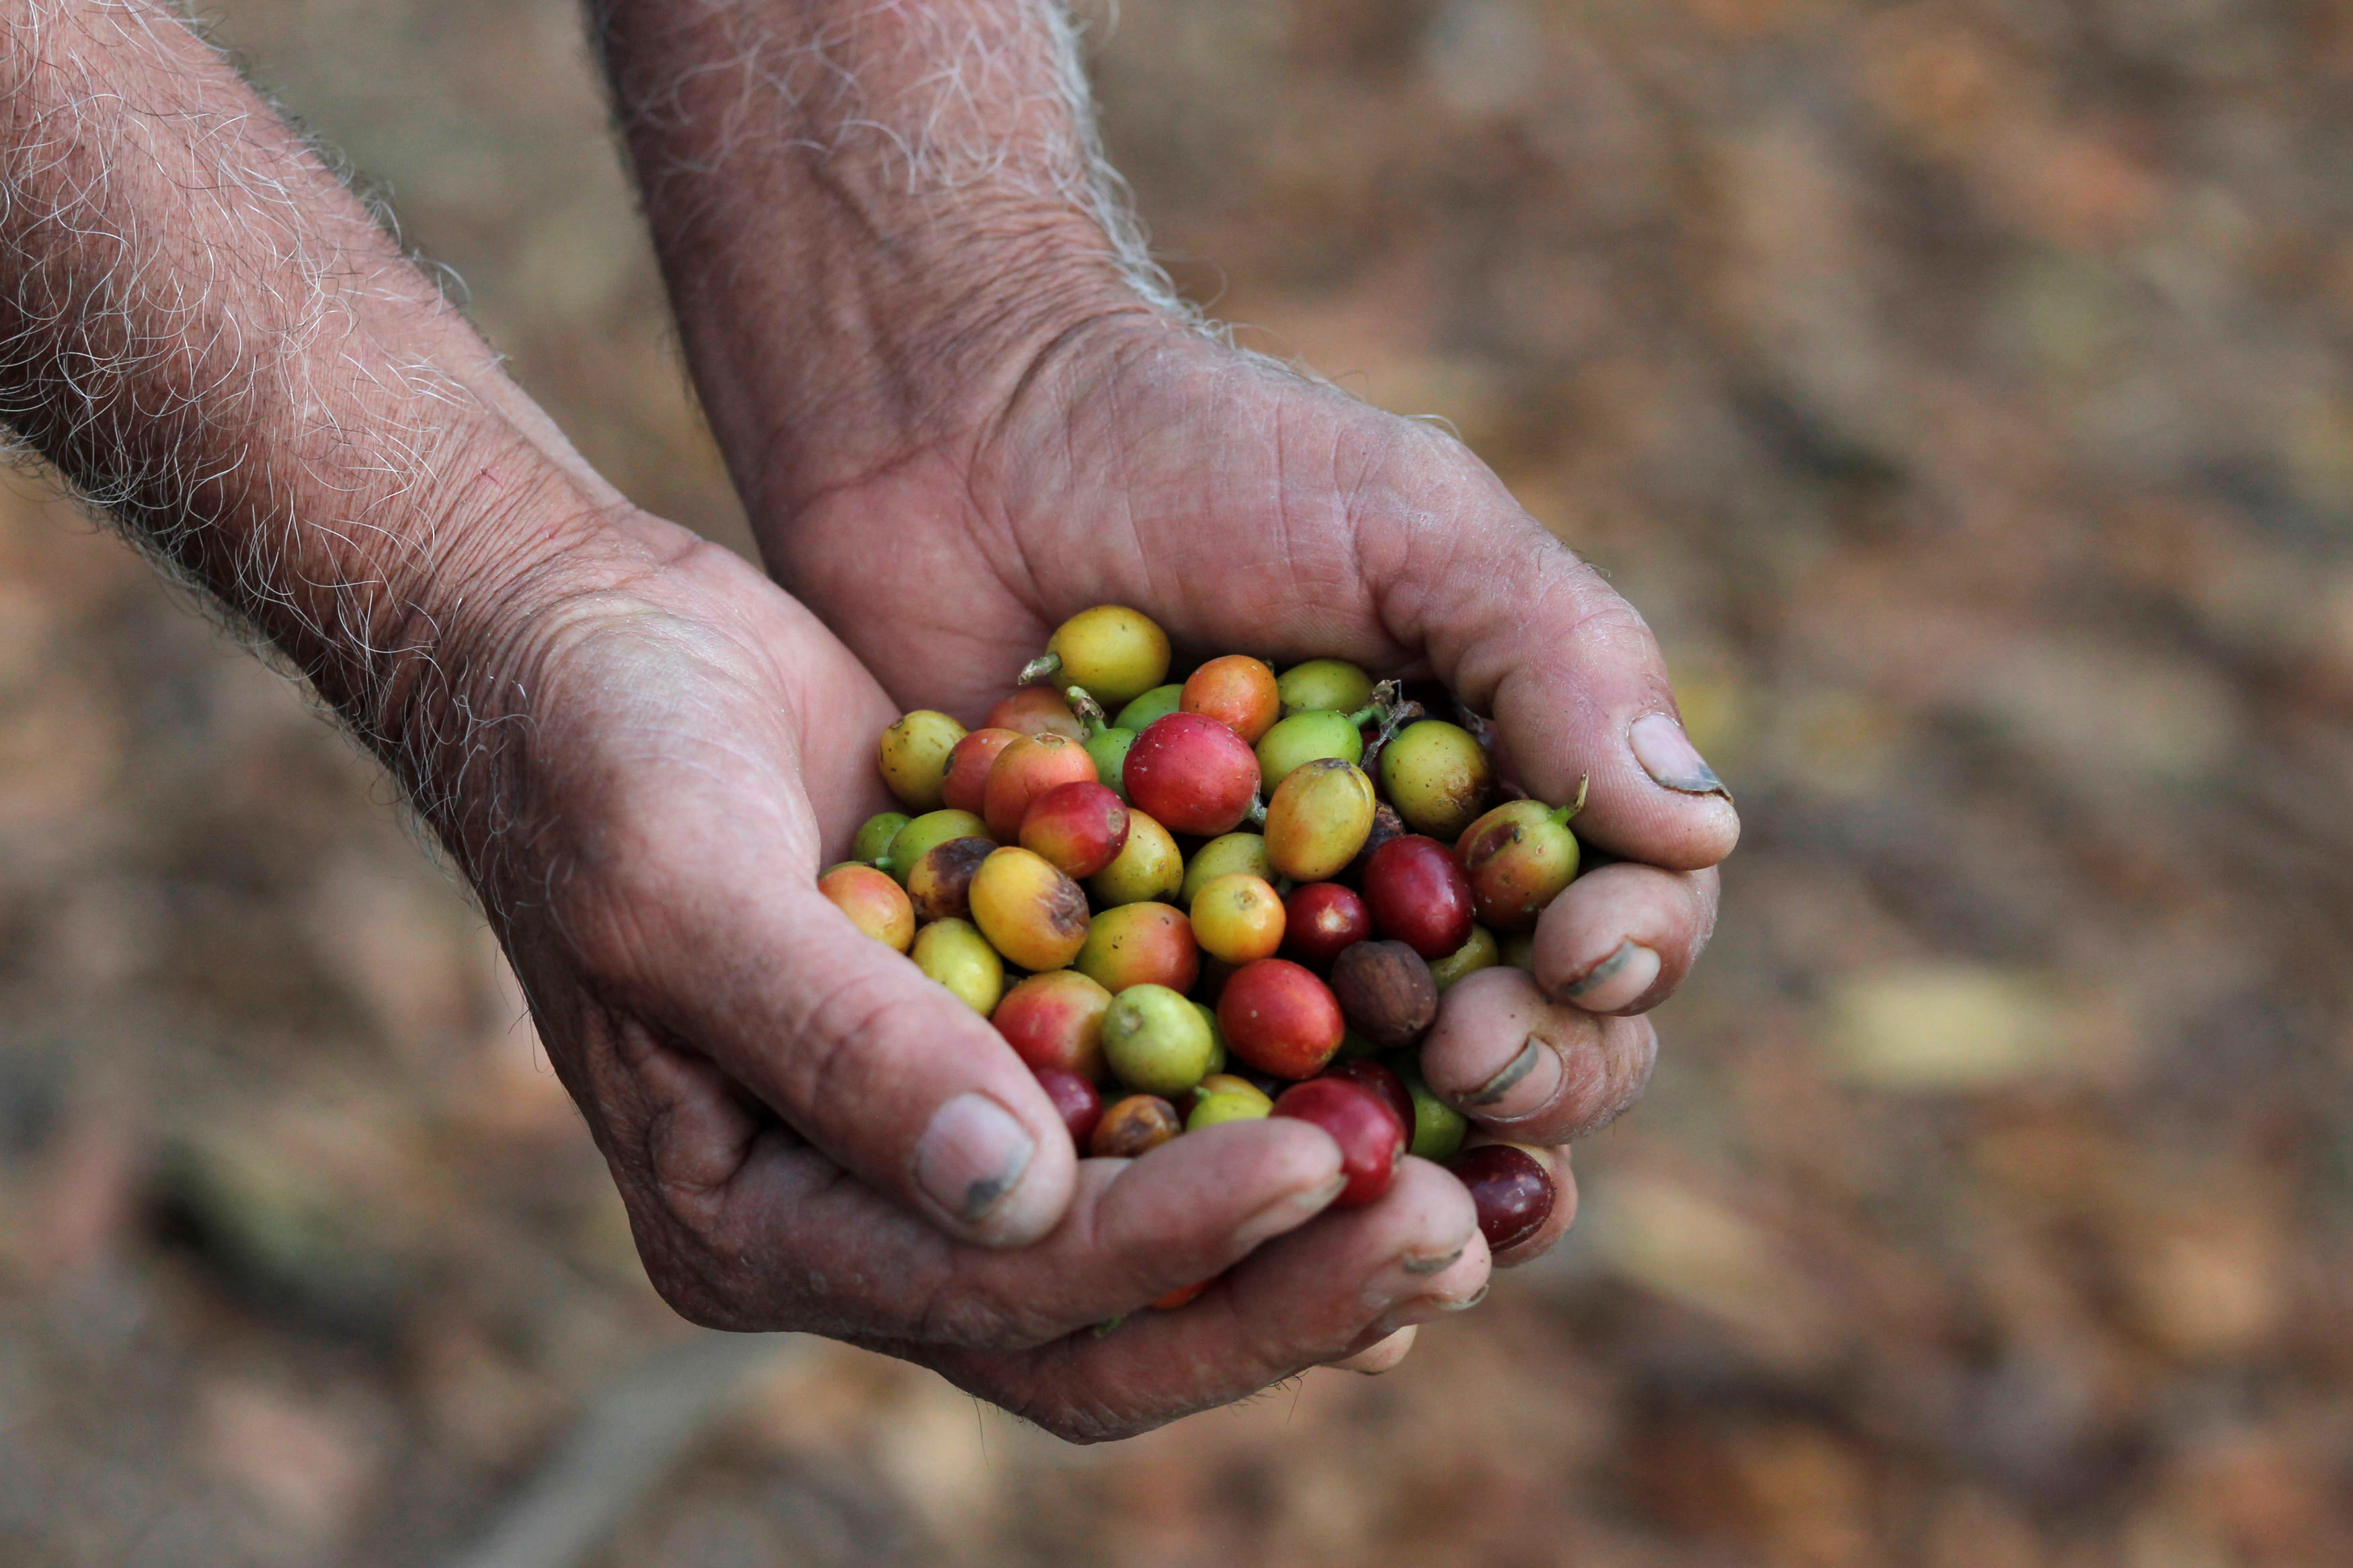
left=779, top=321, right=1468, bottom=730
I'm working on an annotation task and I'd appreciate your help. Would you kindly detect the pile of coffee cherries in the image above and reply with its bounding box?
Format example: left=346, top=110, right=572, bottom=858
left=821, top=606, right=1580, bottom=1305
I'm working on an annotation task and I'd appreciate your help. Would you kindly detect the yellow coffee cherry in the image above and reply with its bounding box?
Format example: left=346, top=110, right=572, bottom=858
left=877, top=710, right=967, bottom=812
left=911, top=917, right=1004, bottom=1015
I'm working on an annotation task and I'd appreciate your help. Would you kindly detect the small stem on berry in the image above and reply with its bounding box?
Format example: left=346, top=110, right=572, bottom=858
left=1019, top=651, right=1063, bottom=687
left=1361, top=695, right=1424, bottom=774
left=1066, top=687, right=1111, bottom=737
left=1558, top=776, right=1590, bottom=823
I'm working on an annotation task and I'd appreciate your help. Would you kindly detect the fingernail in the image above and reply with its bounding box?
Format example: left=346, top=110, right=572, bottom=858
left=1370, top=1279, right=1488, bottom=1336
left=1229, top=1173, right=1349, bottom=1251
left=1563, top=940, right=1661, bottom=1013
left=1458, top=1036, right=1564, bottom=1120
left=914, top=1093, right=1036, bottom=1225
left=1631, top=714, right=1726, bottom=796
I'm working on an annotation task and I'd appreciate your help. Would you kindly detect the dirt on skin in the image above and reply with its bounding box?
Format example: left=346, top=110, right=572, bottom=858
left=4, top=0, right=2353, bottom=1563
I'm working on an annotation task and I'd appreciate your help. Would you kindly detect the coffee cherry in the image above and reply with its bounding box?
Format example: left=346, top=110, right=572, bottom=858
left=1277, top=657, right=1375, bottom=716
left=1034, top=1067, right=1104, bottom=1147
left=1445, top=1144, right=1556, bottom=1251
left=1191, top=872, right=1287, bottom=964
left=986, top=685, right=1086, bottom=741
left=1020, top=780, right=1130, bottom=878
left=995, top=970, right=1114, bottom=1079
left=1428, top=924, right=1500, bottom=992
left=1086, top=808, right=1185, bottom=907
left=1328, top=940, right=1437, bottom=1050
left=818, top=864, right=914, bottom=951
left=1361, top=835, right=1476, bottom=960
left=983, top=731, right=1098, bottom=840
left=1218, top=958, right=1347, bottom=1079
left=877, top=710, right=968, bottom=811
left=1103, top=983, right=1218, bottom=1096
left=1320, top=1058, right=1414, bottom=1139
left=1458, top=798, right=1581, bottom=933
left=911, top=918, right=1004, bottom=1016
left=1500, top=932, right=1537, bottom=972
left=1179, top=831, right=1272, bottom=905
left=1194, top=1001, right=1229, bottom=1075
left=1123, top=713, right=1261, bottom=836
left=1091, top=1093, right=1181, bottom=1158
left=1280, top=882, right=1371, bottom=971
left=1076, top=902, right=1199, bottom=995
left=852, top=811, right=910, bottom=866
left=1191, top=1072, right=1272, bottom=1114
left=1187, top=1089, right=1273, bottom=1130
left=1378, top=720, right=1494, bottom=840
left=1025, top=606, right=1171, bottom=709
left=1392, top=1057, right=1468, bottom=1161
left=1272, top=1078, right=1404, bottom=1208
left=1254, top=710, right=1365, bottom=791
left=1181, top=653, right=1282, bottom=743
left=1263, top=757, right=1377, bottom=882
left=1113, top=683, right=1185, bottom=733
left=1083, top=727, right=1136, bottom=802
left=886, top=809, right=993, bottom=886
left=968, top=847, right=1092, bottom=972
left=942, top=728, right=1023, bottom=815
left=1152, top=1277, right=1216, bottom=1311
left=906, top=835, right=996, bottom=922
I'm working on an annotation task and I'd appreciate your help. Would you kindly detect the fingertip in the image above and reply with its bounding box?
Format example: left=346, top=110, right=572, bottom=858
left=912, top=1085, right=1078, bottom=1247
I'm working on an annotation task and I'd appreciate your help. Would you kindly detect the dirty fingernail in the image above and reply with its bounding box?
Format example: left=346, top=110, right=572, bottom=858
left=915, top=1093, right=1036, bottom=1226
left=1631, top=714, right=1725, bottom=796
left=1450, top=1036, right=1562, bottom=1121
left=1563, top=940, right=1660, bottom=1013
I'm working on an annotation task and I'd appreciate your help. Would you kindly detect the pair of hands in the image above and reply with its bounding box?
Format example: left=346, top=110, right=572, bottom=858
left=479, top=313, right=1734, bottom=1440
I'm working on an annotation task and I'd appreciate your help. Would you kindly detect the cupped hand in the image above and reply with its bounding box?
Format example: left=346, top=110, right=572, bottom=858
left=454, top=521, right=1484, bottom=1440
left=761, top=314, right=1732, bottom=1278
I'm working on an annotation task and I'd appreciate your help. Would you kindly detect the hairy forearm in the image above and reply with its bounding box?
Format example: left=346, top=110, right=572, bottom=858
left=593, top=0, right=1170, bottom=520
left=0, top=0, right=640, bottom=778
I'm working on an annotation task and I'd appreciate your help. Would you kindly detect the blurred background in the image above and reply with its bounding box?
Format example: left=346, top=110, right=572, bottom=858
left=5, top=0, right=2352, bottom=1561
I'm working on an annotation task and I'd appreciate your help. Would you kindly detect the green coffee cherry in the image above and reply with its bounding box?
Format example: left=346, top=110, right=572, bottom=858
left=1085, top=728, right=1137, bottom=801
left=1278, top=659, right=1375, bottom=716
left=1115, top=684, right=1186, bottom=733
left=1393, top=1056, right=1468, bottom=1160
left=854, top=812, right=911, bottom=866
left=1103, top=984, right=1216, bottom=1096
left=1254, top=710, right=1365, bottom=790
left=1378, top=720, right=1493, bottom=840
left=1429, top=925, right=1500, bottom=992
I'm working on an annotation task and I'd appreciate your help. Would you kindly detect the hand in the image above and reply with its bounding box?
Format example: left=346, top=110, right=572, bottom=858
left=454, top=522, right=1488, bottom=1441
left=760, top=311, right=1732, bottom=1274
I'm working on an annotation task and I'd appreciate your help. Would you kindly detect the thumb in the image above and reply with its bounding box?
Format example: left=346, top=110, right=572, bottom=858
left=627, top=876, right=1078, bottom=1249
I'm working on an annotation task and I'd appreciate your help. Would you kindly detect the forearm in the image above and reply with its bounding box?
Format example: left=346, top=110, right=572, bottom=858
left=0, top=0, right=648, bottom=786
left=592, top=0, right=1166, bottom=524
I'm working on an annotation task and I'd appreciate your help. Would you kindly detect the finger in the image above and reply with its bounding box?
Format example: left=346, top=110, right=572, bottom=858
left=1330, top=1325, right=1418, bottom=1374
left=604, top=1030, right=1352, bottom=1344
left=1478, top=1140, right=1579, bottom=1269
left=1531, top=863, right=1720, bottom=1014
left=1417, top=967, right=1657, bottom=1144
left=1349, top=442, right=1738, bottom=872
left=898, top=1157, right=1488, bottom=1442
